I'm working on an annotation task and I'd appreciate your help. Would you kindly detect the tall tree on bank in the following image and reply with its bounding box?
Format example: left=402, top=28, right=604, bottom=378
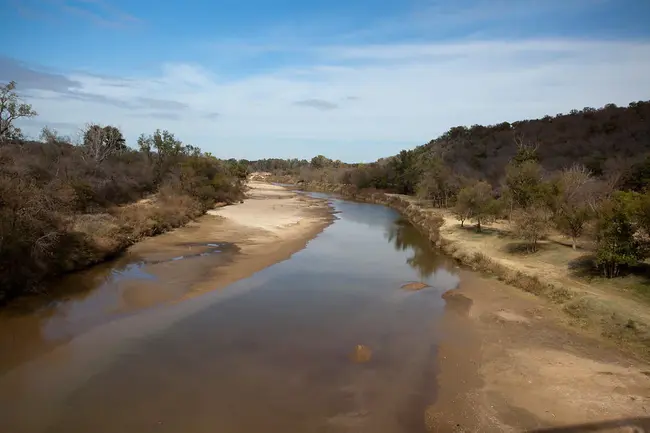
left=0, top=81, right=37, bottom=143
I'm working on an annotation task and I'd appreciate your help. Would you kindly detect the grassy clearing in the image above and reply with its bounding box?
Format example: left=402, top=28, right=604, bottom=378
left=435, top=210, right=650, bottom=358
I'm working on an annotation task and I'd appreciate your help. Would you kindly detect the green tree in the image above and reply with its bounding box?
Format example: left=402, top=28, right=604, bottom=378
left=455, top=180, right=498, bottom=232
left=513, top=206, right=549, bottom=252
left=310, top=155, right=330, bottom=169
left=0, top=81, right=37, bottom=142
left=388, top=149, right=420, bottom=194
left=595, top=196, right=643, bottom=278
left=138, top=129, right=185, bottom=183
left=505, top=160, right=546, bottom=210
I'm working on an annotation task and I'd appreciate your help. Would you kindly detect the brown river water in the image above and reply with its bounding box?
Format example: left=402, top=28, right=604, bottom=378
left=0, top=194, right=463, bottom=433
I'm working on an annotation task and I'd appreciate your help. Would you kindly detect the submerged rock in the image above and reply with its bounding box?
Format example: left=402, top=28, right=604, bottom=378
left=350, top=345, right=372, bottom=363
left=400, top=282, right=430, bottom=291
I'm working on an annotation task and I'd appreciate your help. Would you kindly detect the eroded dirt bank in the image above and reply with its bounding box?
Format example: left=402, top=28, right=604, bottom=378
left=0, top=182, right=332, bottom=374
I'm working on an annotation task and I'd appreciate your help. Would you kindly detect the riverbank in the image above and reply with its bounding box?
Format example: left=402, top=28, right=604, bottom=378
left=292, top=180, right=650, bottom=431
left=0, top=182, right=332, bottom=373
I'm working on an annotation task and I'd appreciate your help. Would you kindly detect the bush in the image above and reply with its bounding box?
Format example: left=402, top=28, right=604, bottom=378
left=513, top=206, right=549, bottom=252
left=0, top=132, right=244, bottom=303
left=594, top=197, right=644, bottom=277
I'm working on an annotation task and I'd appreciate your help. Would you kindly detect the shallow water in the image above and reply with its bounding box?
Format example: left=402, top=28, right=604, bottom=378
left=0, top=196, right=461, bottom=433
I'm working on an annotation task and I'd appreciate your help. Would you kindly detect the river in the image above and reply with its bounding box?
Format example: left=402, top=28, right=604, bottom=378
left=0, top=194, right=464, bottom=433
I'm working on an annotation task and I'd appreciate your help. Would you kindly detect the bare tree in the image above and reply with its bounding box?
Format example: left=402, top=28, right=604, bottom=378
left=0, top=81, right=38, bottom=143
left=81, top=123, right=126, bottom=164
left=40, top=126, right=70, bottom=144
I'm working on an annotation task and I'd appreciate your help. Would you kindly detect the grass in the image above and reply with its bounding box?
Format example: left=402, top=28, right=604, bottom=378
left=429, top=210, right=650, bottom=358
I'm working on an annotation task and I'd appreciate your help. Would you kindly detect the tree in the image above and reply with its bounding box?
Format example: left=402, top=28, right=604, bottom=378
left=634, top=190, right=650, bottom=238
left=513, top=206, right=549, bottom=252
left=81, top=124, right=126, bottom=164
left=551, top=165, right=595, bottom=249
left=138, top=129, right=185, bottom=183
left=594, top=196, right=643, bottom=278
left=453, top=197, right=471, bottom=227
left=388, top=150, right=421, bottom=194
left=454, top=181, right=498, bottom=232
left=39, top=126, right=70, bottom=144
left=0, top=81, right=37, bottom=143
left=310, top=155, right=330, bottom=170
left=505, top=160, right=546, bottom=210
left=416, top=155, right=459, bottom=208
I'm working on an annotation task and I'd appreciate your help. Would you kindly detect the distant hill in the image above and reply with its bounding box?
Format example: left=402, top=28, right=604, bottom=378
left=415, top=101, right=650, bottom=183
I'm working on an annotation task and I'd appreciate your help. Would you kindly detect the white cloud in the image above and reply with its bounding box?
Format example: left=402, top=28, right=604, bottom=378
left=13, top=39, right=650, bottom=161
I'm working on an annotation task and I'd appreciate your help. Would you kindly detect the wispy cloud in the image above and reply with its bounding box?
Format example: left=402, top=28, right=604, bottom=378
left=294, top=99, right=339, bottom=110
left=10, top=38, right=650, bottom=160
left=9, top=0, right=140, bottom=27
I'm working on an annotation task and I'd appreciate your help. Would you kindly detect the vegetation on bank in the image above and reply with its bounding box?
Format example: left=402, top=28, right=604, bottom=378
left=249, top=100, right=650, bottom=352
left=0, top=81, right=246, bottom=303
left=250, top=101, right=650, bottom=281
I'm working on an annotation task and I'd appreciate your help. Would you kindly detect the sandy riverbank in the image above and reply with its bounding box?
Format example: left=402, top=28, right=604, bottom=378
left=419, top=214, right=650, bottom=431
left=80, top=181, right=334, bottom=306
left=0, top=182, right=332, bottom=373
left=108, top=181, right=333, bottom=302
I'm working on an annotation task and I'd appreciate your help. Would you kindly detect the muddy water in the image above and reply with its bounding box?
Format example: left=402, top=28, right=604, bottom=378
left=0, top=196, right=461, bottom=433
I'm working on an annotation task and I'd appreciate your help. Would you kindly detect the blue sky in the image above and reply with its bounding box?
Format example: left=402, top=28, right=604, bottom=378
left=1, top=0, right=650, bottom=161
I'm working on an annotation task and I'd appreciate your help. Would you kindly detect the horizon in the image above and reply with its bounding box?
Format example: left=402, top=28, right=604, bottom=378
left=2, top=0, right=650, bottom=162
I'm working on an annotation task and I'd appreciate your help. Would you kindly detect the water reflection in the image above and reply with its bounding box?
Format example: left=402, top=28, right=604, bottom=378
left=0, top=242, right=238, bottom=374
left=1, top=195, right=463, bottom=433
left=386, top=218, right=450, bottom=280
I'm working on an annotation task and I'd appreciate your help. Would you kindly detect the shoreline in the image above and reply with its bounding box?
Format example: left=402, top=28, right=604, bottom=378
left=0, top=182, right=333, bottom=373
left=291, top=180, right=650, bottom=431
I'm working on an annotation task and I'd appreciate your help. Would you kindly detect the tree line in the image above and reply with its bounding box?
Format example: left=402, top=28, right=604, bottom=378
left=251, top=101, right=650, bottom=279
left=0, top=81, right=246, bottom=302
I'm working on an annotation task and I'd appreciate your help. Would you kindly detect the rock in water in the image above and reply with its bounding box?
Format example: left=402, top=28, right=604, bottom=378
left=400, top=282, right=430, bottom=291
left=350, top=345, right=372, bottom=363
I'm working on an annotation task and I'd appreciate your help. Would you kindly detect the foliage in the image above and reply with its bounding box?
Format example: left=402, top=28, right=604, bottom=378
left=594, top=196, right=644, bottom=278
left=0, top=83, right=245, bottom=303
left=550, top=165, right=598, bottom=249
left=0, top=81, right=37, bottom=142
left=513, top=206, right=550, bottom=252
left=504, top=159, right=546, bottom=209
left=454, top=180, right=499, bottom=232
left=82, top=123, right=127, bottom=165
left=416, top=155, right=460, bottom=208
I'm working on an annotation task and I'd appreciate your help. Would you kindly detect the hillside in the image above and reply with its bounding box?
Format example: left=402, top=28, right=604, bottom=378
left=417, top=101, right=650, bottom=185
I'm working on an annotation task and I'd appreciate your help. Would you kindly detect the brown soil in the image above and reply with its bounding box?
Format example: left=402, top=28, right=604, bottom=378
left=431, top=271, right=650, bottom=432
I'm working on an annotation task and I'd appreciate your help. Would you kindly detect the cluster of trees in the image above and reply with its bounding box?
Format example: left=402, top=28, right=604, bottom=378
left=264, top=101, right=650, bottom=279
left=0, top=81, right=246, bottom=302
